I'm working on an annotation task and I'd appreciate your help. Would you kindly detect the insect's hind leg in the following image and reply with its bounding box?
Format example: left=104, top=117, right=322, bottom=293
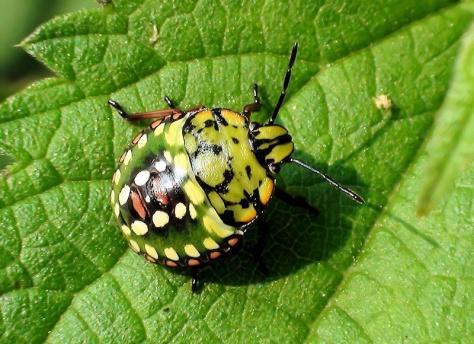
left=165, top=95, right=206, bottom=114
left=108, top=99, right=183, bottom=121
left=190, top=267, right=202, bottom=293
left=243, top=83, right=261, bottom=117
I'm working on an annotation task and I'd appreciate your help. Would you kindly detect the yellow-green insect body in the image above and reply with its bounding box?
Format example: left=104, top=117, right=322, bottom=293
left=110, top=107, right=294, bottom=269
left=109, top=44, right=363, bottom=291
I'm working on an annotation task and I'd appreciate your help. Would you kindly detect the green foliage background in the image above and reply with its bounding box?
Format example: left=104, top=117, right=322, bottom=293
left=0, top=0, right=473, bottom=343
left=0, top=0, right=96, bottom=101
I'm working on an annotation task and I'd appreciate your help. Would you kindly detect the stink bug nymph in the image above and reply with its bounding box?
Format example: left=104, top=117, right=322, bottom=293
left=109, top=44, right=364, bottom=292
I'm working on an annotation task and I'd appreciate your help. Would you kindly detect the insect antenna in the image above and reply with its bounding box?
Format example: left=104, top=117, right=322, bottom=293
left=269, top=42, right=299, bottom=124
left=290, top=158, right=365, bottom=204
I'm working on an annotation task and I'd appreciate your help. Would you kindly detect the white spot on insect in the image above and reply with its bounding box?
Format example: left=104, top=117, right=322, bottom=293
left=164, top=151, right=172, bottom=162
left=114, top=203, right=120, bottom=217
left=175, top=202, right=187, bottom=219
left=203, top=237, right=219, bottom=250
left=184, top=244, right=200, bottom=258
left=113, top=169, right=121, bottom=185
left=145, top=195, right=151, bottom=203
left=131, top=220, right=148, bottom=235
left=129, top=239, right=140, bottom=252
left=152, top=211, right=169, bottom=228
left=189, top=203, right=197, bottom=219
left=164, top=247, right=179, bottom=261
left=154, top=160, right=167, bottom=172
left=145, top=244, right=158, bottom=259
left=123, top=150, right=132, bottom=166
left=118, top=185, right=130, bottom=205
left=235, top=229, right=244, bottom=235
left=373, top=94, right=392, bottom=110
left=134, top=170, right=150, bottom=186
left=121, top=225, right=131, bottom=236
left=137, top=133, right=148, bottom=148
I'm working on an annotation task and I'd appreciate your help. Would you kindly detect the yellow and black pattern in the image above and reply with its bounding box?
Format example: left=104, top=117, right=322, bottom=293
left=111, top=115, right=242, bottom=268
left=250, top=123, right=294, bottom=170
left=183, top=108, right=275, bottom=227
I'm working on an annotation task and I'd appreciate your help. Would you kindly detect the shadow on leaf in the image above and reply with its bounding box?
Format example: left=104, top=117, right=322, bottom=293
left=194, top=152, right=366, bottom=287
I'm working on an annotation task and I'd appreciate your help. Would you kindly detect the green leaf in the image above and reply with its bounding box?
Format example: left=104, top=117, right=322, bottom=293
left=1, top=1, right=473, bottom=343
left=310, top=122, right=474, bottom=344
left=0, top=1, right=43, bottom=72
left=417, top=21, right=474, bottom=215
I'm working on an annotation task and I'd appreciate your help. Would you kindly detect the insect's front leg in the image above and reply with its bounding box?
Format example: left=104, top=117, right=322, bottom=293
left=243, top=83, right=261, bottom=117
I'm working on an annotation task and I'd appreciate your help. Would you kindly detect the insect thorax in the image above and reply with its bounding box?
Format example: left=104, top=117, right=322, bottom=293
left=183, top=108, right=275, bottom=227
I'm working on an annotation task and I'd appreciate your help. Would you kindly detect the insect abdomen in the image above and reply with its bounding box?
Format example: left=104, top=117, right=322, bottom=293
left=111, top=117, right=240, bottom=267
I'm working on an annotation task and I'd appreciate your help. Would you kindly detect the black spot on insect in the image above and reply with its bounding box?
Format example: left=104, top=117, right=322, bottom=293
left=215, top=183, right=228, bottom=194
left=222, top=210, right=236, bottom=225
left=193, top=142, right=222, bottom=157
left=223, top=169, right=233, bottom=181
left=211, top=144, right=223, bottom=155
left=212, top=108, right=228, bottom=126
left=215, top=169, right=234, bottom=193
left=250, top=187, right=264, bottom=210
left=232, top=137, right=239, bottom=144
left=245, top=165, right=251, bottom=178
left=182, top=122, right=195, bottom=134
left=198, top=120, right=217, bottom=133
left=240, top=198, right=250, bottom=209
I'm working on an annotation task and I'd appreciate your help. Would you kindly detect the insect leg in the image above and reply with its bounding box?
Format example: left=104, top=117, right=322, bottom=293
left=163, top=95, right=175, bottom=108
left=243, top=83, right=261, bottom=118
left=164, top=95, right=205, bottom=114
left=108, top=99, right=182, bottom=121
left=191, top=267, right=202, bottom=293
